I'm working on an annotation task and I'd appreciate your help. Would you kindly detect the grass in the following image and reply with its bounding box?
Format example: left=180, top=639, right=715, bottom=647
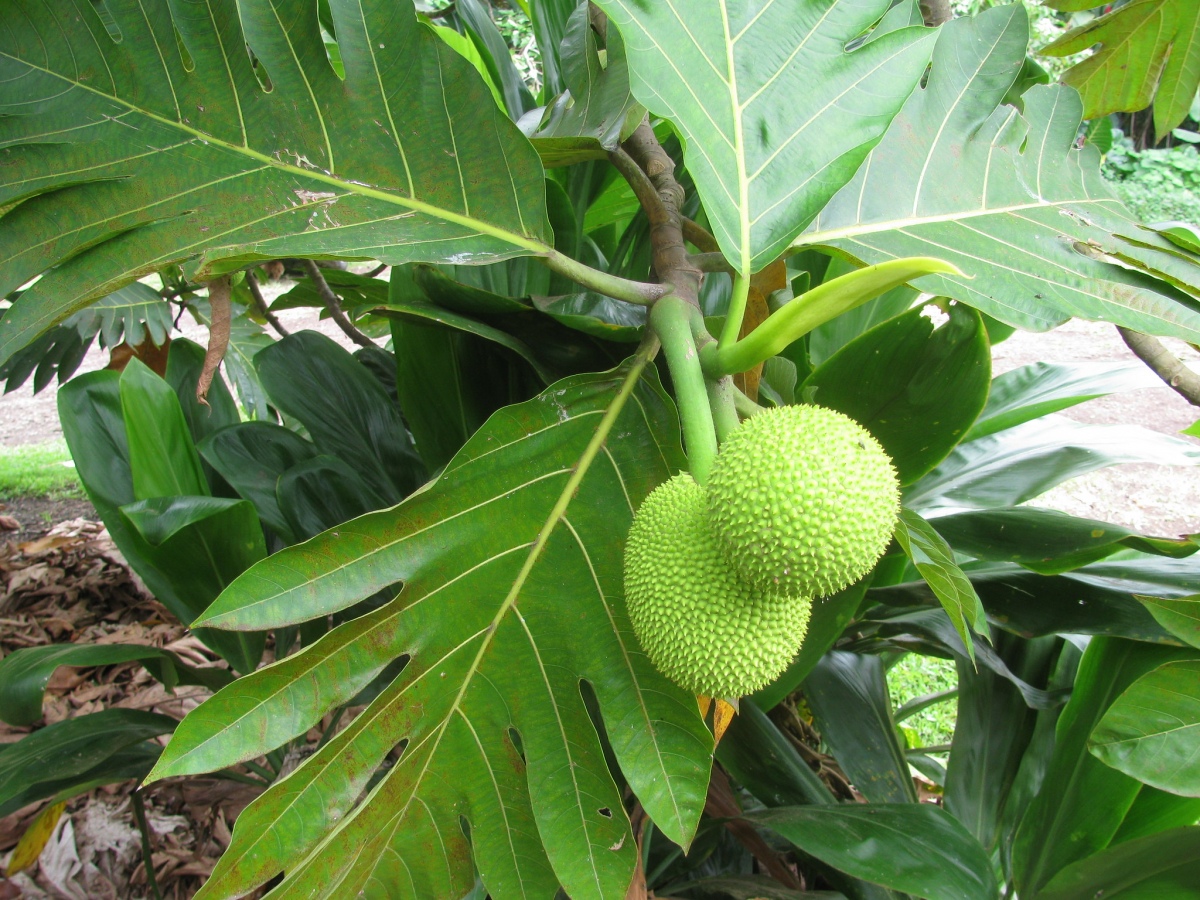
left=0, top=441, right=84, bottom=500
left=888, top=653, right=959, bottom=751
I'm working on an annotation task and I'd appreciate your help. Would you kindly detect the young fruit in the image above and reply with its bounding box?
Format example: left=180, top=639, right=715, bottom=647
left=707, top=404, right=900, bottom=598
left=623, top=473, right=811, bottom=698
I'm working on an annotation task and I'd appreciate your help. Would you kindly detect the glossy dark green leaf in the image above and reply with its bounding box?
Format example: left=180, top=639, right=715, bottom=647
left=1034, top=826, right=1200, bottom=900
left=804, top=651, right=916, bottom=805
left=905, top=417, right=1200, bottom=514
left=965, top=362, right=1158, bottom=442
left=1090, top=660, right=1200, bottom=797
left=596, top=0, right=934, bottom=275
left=199, top=422, right=321, bottom=544
left=718, top=701, right=834, bottom=810
left=803, top=303, right=990, bottom=484
left=0, top=710, right=176, bottom=809
left=944, top=633, right=1062, bottom=853
left=455, top=0, right=535, bottom=119
left=120, top=358, right=209, bottom=500
left=531, top=293, right=646, bottom=342
left=799, top=7, right=1200, bottom=344
left=932, top=508, right=1197, bottom=574
left=751, top=579, right=869, bottom=712
left=749, top=804, right=998, bottom=900
left=0, top=643, right=232, bottom=727
left=895, top=509, right=990, bottom=659
left=255, top=331, right=424, bottom=505
left=159, top=360, right=712, bottom=900
left=1135, top=593, right=1200, bottom=649
left=165, top=338, right=240, bottom=445
left=1012, top=638, right=1200, bottom=896
left=0, top=0, right=553, bottom=363
left=1113, top=786, right=1200, bottom=844
left=0, top=743, right=162, bottom=819
left=276, top=456, right=384, bottom=541
left=669, top=875, right=843, bottom=900
left=119, top=495, right=267, bottom=674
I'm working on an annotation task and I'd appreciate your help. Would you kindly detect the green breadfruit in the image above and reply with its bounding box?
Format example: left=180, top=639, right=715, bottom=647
left=707, top=404, right=899, bottom=598
left=623, top=473, right=811, bottom=698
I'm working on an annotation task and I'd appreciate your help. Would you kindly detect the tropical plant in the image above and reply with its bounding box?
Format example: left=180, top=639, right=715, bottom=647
left=3, top=0, right=1200, bottom=898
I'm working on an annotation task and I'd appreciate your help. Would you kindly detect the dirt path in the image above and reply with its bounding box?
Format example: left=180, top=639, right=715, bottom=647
left=1, top=300, right=1197, bottom=535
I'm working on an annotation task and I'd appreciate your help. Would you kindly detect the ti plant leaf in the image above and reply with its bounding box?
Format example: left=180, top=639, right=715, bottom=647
left=594, top=0, right=935, bottom=275
left=798, top=5, right=1200, bottom=343
left=0, top=0, right=553, bottom=364
left=1041, top=0, right=1200, bottom=138
left=894, top=509, right=990, bottom=662
left=152, top=356, right=712, bottom=900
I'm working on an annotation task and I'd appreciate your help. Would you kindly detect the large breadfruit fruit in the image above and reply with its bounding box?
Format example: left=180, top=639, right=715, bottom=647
left=707, top=404, right=899, bottom=598
left=623, top=473, right=811, bottom=698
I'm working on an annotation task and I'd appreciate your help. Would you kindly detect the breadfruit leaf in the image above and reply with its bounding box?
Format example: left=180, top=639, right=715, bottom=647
left=0, top=0, right=552, bottom=365
left=1041, top=0, right=1200, bottom=138
left=150, top=354, right=712, bottom=900
left=593, top=0, right=935, bottom=275
left=799, top=5, right=1200, bottom=343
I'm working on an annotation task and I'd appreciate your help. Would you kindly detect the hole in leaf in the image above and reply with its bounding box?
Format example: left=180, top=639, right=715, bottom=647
left=174, top=23, right=195, bottom=72
left=91, top=0, right=122, bottom=43
left=459, top=815, right=472, bottom=842
left=598, top=807, right=612, bottom=818
left=507, top=727, right=526, bottom=763
left=246, top=43, right=274, bottom=93
left=317, top=0, right=345, bottom=80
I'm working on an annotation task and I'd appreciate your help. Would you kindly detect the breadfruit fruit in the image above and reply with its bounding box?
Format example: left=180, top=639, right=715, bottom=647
left=707, top=404, right=899, bottom=598
left=624, top=473, right=811, bottom=698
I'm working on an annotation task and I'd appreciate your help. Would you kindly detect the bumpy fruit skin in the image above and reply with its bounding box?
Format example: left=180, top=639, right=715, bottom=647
left=624, top=473, right=811, bottom=698
left=707, top=404, right=899, bottom=598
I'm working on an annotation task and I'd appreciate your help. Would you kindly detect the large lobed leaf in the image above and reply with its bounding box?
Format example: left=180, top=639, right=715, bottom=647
left=594, top=0, right=935, bottom=274
left=0, top=0, right=552, bottom=363
left=799, top=5, right=1200, bottom=342
left=153, top=355, right=712, bottom=900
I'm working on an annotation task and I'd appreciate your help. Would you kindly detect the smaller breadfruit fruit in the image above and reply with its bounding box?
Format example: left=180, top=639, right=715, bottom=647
left=707, top=404, right=899, bottom=598
left=623, top=473, right=811, bottom=698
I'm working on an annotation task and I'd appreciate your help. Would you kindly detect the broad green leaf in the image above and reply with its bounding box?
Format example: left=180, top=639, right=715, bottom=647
left=154, top=359, right=712, bottom=900
left=70, top=283, right=173, bottom=350
left=1042, top=0, right=1200, bottom=138
left=668, top=876, right=843, bottom=900
left=595, top=0, right=934, bottom=274
left=804, top=651, right=916, bottom=805
left=1012, top=638, right=1200, bottom=896
left=1035, top=825, right=1200, bottom=900
left=0, top=0, right=552, bottom=364
left=749, top=804, right=998, bottom=900
left=165, top=338, right=241, bottom=448
left=0, top=644, right=231, bottom=727
left=905, top=417, right=1200, bottom=514
left=199, top=422, right=321, bottom=544
left=798, top=6, right=1200, bottom=343
left=0, top=743, right=163, bottom=820
left=1090, top=660, right=1200, bottom=797
left=0, top=710, right=176, bottom=810
left=803, top=303, right=991, bottom=485
left=522, top=2, right=643, bottom=167
left=454, top=0, right=537, bottom=120
left=254, top=331, right=425, bottom=504
left=894, top=509, right=989, bottom=659
left=966, top=361, right=1160, bottom=442
left=718, top=701, right=834, bottom=809
left=1136, top=593, right=1200, bottom=649
left=750, top=579, right=869, bottom=712
left=428, top=23, right=506, bottom=111
left=1158, top=221, right=1200, bottom=256
left=531, top=292, right=646, bottom=342
left=932, top=508, right=1197, bottom=575
left=944, top=633, right=1062, bottom=853
left=276, top=455, right=383, bottom=540
left=1113, top=786, right=1200, bottom=843
left=120, top=358, right=209, bottom=501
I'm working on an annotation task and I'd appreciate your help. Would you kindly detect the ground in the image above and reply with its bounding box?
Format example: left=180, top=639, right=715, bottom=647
left=0, top=297, right=1196, bottom=897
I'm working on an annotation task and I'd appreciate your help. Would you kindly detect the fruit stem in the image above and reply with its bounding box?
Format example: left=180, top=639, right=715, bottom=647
left=652, top=296, right=718, bottom=483
left=706, top=375, right=740, bottom=442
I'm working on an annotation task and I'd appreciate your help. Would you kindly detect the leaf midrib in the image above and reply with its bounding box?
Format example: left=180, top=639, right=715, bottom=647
left=2, top=52, right=549, bottom=254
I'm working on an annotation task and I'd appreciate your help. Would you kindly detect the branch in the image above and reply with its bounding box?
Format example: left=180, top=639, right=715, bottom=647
left=919, top=0, right=952, bottom=26
left=608, top=146, right=667, bottom=227
left=540, top=251, right=670, bottom=305
left=301, top=259, right=375, bottom=349
left=682, top=217, right=720, bottom=254
left=705, top=766, right=803, bottom=890
left=691, top=252, right=734, bottom=274
left=246, top=270, right=290, bottom=338
left=653, top=297, right=718, bottom=483
left=1117, top=327, right=1200, bottom=407
left=197, top=275, right=232, bottom=407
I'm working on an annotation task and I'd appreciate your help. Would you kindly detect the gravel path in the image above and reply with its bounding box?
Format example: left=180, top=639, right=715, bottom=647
left=1, top=296, right=1197, bottom=536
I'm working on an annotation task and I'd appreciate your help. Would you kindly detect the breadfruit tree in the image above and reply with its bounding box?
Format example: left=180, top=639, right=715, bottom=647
left=2, top=0, right=1200, bottom=897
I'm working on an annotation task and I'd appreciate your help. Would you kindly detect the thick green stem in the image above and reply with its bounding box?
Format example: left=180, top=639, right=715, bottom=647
left=540, top=250, right=670, bottom=306
left=732, top=386, right=765, bottom=419
left=653, top=297, right=717, bottom=483
left=720, top=272, right=751, bottom=348
left=706, top=375, right=741, bottom=442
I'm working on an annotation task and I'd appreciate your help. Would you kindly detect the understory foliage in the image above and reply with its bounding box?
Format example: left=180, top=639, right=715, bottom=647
left=1, top=1, right=1200, bottom=898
